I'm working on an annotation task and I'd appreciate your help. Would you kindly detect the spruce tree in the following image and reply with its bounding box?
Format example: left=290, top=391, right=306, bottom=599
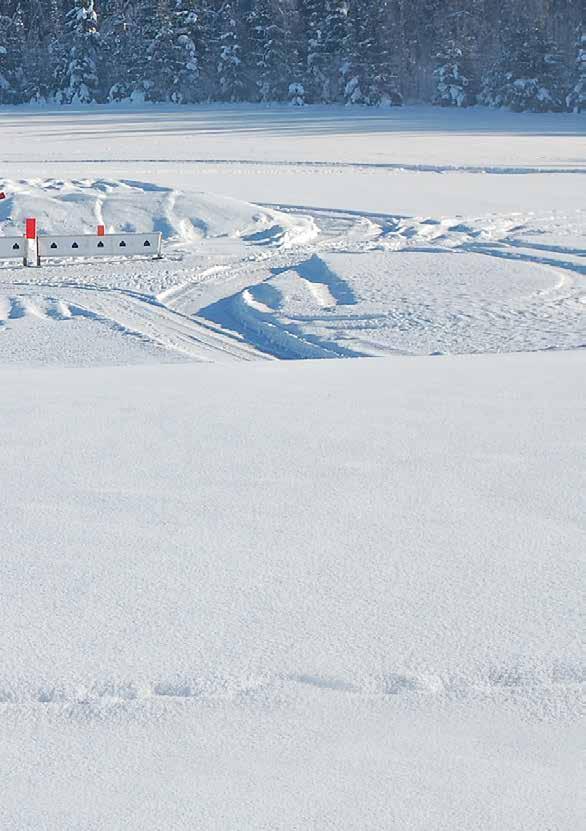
left=365, top=0, right=402, bottom=105
left=480, top=20, right=568, bottom=112
left=215, top=1, right=244, bottom=101
left=173, top=0, right=202, bottom=103
left=322, top=0, right=351, bottom=102
left=101, top=0, right=134, bottom=101
left=303, top=0, right=327, bottom=102
left=341, top=0, right=370, bottom=105
left=145, top=14, right=178, bottom=101
left=433, top=41, right=475, bottom=107
left=247, top=0, right=289, bottom=102
left=566, top=25, right=586, bottom=113
left=56, top=0, right=100, bottom=104
left=0, top=0, right=579, bottom=109
left=0, top=7, right=25, bottom=104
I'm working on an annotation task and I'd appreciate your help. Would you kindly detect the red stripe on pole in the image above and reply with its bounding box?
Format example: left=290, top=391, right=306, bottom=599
left=26, top=218, right=37, bottom=240
left=97, top=225, right=105, bottom=236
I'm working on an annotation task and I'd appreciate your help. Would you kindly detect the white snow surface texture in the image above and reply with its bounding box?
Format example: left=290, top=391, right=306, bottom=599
left=1, top=355, right=584, bottom=831
left=0, top=104, right=584, bottom=830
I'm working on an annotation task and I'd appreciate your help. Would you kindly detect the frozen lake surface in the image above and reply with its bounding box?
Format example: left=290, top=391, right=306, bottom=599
left=0, top=104, right=584, bottom=830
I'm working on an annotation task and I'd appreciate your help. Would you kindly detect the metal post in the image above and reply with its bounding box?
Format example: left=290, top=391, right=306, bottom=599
left=25, top=218, right=39, bottom=267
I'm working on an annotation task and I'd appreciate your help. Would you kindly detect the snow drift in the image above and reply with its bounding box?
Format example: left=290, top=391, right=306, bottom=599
left=0, top=178, right=318, bottom=249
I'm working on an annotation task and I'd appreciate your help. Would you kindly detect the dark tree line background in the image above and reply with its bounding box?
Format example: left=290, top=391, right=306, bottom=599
left=0, top=1, right=584, bottom=111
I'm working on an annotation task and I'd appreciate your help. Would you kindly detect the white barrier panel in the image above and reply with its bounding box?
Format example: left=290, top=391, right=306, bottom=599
left=0, top=237, right=25, bottom=260
left=37, top=232, right=162, bottom=259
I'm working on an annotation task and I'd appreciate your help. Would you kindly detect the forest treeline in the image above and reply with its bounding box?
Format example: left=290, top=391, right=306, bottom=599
left=0, top=1, right=584, bottom=111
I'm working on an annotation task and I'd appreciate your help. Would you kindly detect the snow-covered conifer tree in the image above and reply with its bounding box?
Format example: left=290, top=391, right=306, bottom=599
left=172, top=0, right=202, bottom=103
left=215, top=1, right=244, bottom=101
left=480, top=21, right=567, bottom=112
left=302, top=0, right=326, bottom=102
left=247, top=0, right=290, bottom=102
left=100, top=0, right=133, bottom=101
left=140, top=0, right=202, bottom=103
left=114, top=0, right=174, bottom=103
left=340, top=0, right=370, bottom=105
left=433, top=41, right=475, bottom=107
left=56, top=0, right=100, bottom=104
left=566, top=26, right=586, bottom=113
left=0, top=8, right=25, bottom=104
left=0, top=0, right=580, bottom=110
left=364, top=0, right=402, bottom=106
left=322, top=0, right=351, bottom=101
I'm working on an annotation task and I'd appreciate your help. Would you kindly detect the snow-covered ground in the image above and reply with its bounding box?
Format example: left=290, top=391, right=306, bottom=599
left=0, top=167, right=583, bottom=363
left=0, top=105, right=584, bottom=829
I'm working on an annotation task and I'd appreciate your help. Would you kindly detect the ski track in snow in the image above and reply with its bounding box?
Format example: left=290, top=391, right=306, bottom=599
left=2, top=158, right=585, bottom=175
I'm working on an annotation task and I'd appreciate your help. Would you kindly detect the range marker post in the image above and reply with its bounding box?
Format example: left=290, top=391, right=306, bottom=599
left=25, top=217, right=39, bottom=267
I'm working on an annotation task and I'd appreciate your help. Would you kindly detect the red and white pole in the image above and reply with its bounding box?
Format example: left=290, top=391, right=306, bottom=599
left=25, top=217, right=39, bottom=267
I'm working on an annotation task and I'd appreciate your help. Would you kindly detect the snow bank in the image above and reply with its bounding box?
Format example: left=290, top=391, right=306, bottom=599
left=0, top=178, right=317, bottom=248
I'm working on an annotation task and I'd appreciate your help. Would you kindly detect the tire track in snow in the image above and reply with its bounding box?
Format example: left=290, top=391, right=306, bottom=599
left=0, top=283, right=272, bottom=362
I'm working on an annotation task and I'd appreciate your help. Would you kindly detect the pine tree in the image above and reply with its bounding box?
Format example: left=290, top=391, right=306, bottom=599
left=173, top=0, right=202, bottom=103
left=566, top=25, right=586, bottom=112
left=188, top=0, right=216, bottom=100
left=142, top=0, right=203, bottom=103
left=322, top=0, right=351, bottom=102
left=363, top=0, right=402, bottom=106
left=302, top=0, right=326, bottom=102
left=22, top=42, right=51, bottom=103
left=0, top=0, right=580, bottom=109
left=480, top=20, right=568, bottom=112
left=100, top=0, right=134, bottom=101
left=433, top=41, right=475, bottom=107
left=215, top=1, right=244, bottom=101
left=56, top=0, right=100, bottom=104
left=0, top=7, right=25, bottom=104
left=341, top=0, right=369, bottom=105
left=247, top=0, right=290, bottom=102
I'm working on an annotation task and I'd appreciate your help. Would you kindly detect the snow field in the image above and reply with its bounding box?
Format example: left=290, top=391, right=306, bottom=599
left=0, top=353, right=584, bottom=830
left=0, top=172, right=584, bottom=364
left=0, top=105, right=584, bottom=829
